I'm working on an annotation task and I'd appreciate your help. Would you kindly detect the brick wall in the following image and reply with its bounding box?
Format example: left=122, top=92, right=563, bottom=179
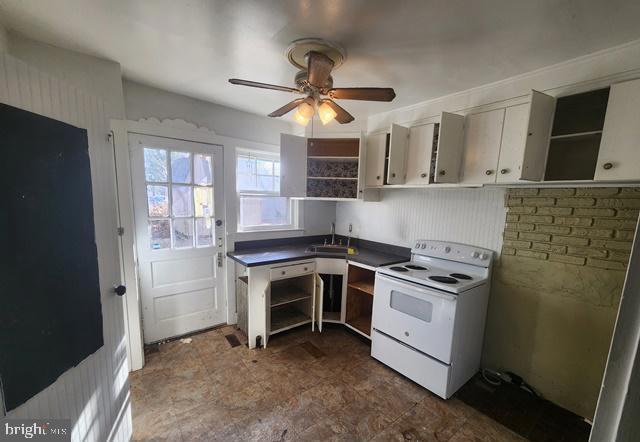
left=502, top=188, right=639, bottom=270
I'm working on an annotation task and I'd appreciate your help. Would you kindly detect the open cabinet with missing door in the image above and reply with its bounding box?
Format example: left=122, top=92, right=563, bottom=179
left=345, top=263, right=376, bottom=338
left=267, top=274, right=316, bottom=336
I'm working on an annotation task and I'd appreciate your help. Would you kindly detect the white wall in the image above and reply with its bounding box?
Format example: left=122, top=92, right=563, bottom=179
left=0, top=52, right=130, bottom=441
left=337, top=188, right=507, bottom=251
left=7, top=31, right=125, bottom=119
left=123, top=80, right=294, bottom=146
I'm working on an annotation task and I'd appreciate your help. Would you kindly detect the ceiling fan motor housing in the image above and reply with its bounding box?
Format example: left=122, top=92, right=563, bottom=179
left=295, top=70, right=333, bottom=91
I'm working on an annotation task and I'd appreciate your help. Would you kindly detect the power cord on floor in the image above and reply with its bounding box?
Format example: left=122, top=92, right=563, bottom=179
left=481, top=368, right=542, bottom=398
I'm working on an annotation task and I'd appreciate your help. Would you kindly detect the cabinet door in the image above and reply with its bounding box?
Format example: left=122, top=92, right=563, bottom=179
left=386, top=123, right=410, bottom=184
left=595, top=78, right=640, bottom=181
left=521, top=90, right=555, bottom=180
left=461, top=109, right=505, bottom=184
left=264, top=281, right=271, bottom=347
left=280, top=134, right=307, bottom=197
left=434, top=112, right=465, bottom=183
left=315, top=273, right=324, bottom=332
left=496, top=104, right=529, bottom=183
left=365, top=133, right=386, bottom=187
left=405, top=124, right=435, bottom=185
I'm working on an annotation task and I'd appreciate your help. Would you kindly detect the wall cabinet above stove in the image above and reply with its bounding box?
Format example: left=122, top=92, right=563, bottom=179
left=280, top=133, right=380, bottom=201
left=461, top=90, right=555, bottom=185
left=365, top=113, right=465, bottom=187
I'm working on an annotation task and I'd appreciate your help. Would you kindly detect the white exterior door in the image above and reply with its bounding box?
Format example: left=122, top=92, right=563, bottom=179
left=129, top=133, right=226, bottom=343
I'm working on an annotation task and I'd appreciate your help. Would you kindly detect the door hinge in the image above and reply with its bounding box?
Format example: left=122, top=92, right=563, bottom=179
left=217, top=252, right=223, bottom=267
left=117, top=227, right=125, bottom=236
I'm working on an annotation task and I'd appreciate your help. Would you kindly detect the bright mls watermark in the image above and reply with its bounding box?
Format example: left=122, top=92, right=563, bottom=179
left=0, top=420, right=70, bottom=441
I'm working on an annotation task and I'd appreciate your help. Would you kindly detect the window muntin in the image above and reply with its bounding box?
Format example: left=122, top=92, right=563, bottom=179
left=143, top=147, right=214, bottom=250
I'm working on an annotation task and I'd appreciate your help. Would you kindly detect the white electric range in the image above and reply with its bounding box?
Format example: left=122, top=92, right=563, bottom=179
left=371, top=240, right=494, bottom=399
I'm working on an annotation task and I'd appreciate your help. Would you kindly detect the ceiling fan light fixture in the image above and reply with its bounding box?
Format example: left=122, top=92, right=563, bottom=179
left=293, top=109, right=310, bottom=126
left=297, top=101, right=315, bottom=119
left=318, top=101, right=338, bottom=125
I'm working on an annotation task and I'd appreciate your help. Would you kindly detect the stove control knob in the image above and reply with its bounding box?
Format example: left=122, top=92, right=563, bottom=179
left=421, top=243, right=427, bottom=249
left=444, top=246, right=451, bottom=253
left=480, top=253, right=489, bottom=260
left=472, top=251, right=480, bottom=259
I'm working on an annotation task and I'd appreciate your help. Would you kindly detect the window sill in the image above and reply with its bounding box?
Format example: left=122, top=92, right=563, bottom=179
left=236, top=227, right=305, bottom=234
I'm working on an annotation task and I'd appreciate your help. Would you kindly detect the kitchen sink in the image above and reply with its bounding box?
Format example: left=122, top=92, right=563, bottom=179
left=305, top=244, right=357, bottom=255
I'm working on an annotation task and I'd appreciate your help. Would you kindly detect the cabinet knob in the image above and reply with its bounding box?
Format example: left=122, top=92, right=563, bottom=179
left=391, top=172, right=396, bottom=178
left=439, top=170, right=446, bottom=176
left=304, top=267, right=308, bottom=271
left=603, top=162, right=613, bottom=170
left=376, top=175, right=381, bottom=180
left=500, top=168, right=509, bottom=174
left=420, top=173, right=427, bottom=178
left=281, top=271, right=286, bottom=275
left=485, top=169, right=494, bottom=175
left=113, top=285, right=126, bottom=297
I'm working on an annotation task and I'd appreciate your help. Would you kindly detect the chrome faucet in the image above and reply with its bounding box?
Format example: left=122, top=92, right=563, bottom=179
left=330, top=222, right=336, bottom=245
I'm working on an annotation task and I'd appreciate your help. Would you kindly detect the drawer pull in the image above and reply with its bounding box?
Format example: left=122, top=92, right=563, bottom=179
left=500, top=168, right=509, bottom=174
left=603, top=162, right=613, bottom=170
left=485, top=169, right=494, bottom=176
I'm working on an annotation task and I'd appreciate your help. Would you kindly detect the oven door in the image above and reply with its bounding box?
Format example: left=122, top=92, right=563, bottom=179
left=373, top=273, right=457, bottom=364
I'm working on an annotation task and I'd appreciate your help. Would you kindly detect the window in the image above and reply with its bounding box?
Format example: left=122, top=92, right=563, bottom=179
left=236, top=149, right=296, bottom=231
left=143, top=147, right=214, bottom=250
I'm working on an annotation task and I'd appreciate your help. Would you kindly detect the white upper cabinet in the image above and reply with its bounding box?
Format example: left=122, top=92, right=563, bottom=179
left=280, top=134, right=307, bottom=197
left=404, top=112, right=465, bottom=185
left=386, top=123, right=410, bottom=184
left=595, top=78, right=640, bottom=181
left=433, top=112, right=465, bottom=183
left=461, top=108, right=505, bottom=184
left=365, top=132, right=386, bottom=187
left=405, top=124, right=435, bottom=185
left=497, top=90, right=555, bottom=183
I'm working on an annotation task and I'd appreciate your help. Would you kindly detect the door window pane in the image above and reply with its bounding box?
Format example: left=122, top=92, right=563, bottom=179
left=172, top=185, right=193, bottom=217
left=144, top=148, right=167, bottom=182
left=194, top=187, right=214, bottom=217
left=171, top=151, right=192, bottom=183
left=194, top=154, right=213, bottom=185
left=149, top=219, right=171, bottom=249
left=196, top=217, right=213, bottom=247
left=173, top=218, right=194, bottom=248
left=274, top=162, right=280, bottom=176
left=147, top=185, right=169, bottom=217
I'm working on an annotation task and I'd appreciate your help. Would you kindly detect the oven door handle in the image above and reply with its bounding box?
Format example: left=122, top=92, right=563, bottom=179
left=376, top=274, right=457, bottom=302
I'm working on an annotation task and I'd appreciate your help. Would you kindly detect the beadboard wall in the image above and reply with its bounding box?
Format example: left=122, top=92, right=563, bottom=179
left=335, top=187, right=508, bottom=252
left=0, top=53, right=131, bottom=441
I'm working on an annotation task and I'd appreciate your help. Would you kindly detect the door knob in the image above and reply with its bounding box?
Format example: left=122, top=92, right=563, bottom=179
left=603, top=163, right=613, bottom=170
left=113, top=285, right=126, bottom=296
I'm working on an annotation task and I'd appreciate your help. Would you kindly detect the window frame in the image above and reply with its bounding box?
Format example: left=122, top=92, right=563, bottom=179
left=236, top=148, right=300, bottom=232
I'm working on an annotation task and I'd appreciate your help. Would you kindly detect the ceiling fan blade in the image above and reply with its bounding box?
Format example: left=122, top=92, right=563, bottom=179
left=229, top=78, right=301, bottom=93
left=327, top=87, right=396, bottom=102
left=322, top=99, right=355, bottom=124
left=307, top=51, right=334, bottom=88
left=268, top=98, right=305, bottom=117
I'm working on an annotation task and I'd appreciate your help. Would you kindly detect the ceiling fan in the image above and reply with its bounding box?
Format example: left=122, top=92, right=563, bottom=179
left=228, top=38, right=396, bottom=126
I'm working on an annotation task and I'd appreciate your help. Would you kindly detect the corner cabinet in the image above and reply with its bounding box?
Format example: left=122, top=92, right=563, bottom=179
left=280, top=133, right=379, bottom=201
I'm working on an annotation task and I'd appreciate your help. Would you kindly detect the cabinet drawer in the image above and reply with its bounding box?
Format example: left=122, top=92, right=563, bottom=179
left=270, top=261, right=315, bottom=281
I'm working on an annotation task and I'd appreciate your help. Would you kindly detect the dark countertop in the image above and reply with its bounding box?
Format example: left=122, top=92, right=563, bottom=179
left=227, top=236, right=409, bottom=268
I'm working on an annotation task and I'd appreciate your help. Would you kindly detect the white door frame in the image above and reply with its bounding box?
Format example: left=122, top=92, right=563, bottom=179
left=111, top=117, right=280, bottom=371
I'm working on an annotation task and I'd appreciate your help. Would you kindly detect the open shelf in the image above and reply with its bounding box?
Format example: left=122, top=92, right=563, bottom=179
left=270, top=286, right=312, bottom=308
left=322, top=311, right=341, bottom=322
left=270, top=304, right=311, bottom=335
left=308, top=176, right=359, bottom=181
left=347, top=279, right=374, bottom=296
left=346, top=315, right=372, bottom=337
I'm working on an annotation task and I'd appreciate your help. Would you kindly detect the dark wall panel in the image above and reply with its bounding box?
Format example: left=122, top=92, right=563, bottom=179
left=0, top=103, right=104, bottom=412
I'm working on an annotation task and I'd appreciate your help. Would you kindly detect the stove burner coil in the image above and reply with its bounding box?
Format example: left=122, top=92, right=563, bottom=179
left=450, top=273, right=472, bottom=280
left=405, top=265, right=427, bottom=270
left=390, top=266, right=409, bottom=272
left=429, top=275, right=458, bottom=284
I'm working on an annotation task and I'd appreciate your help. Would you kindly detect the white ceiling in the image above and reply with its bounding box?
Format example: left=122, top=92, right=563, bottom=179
left=2, top=0, right=640, bottom=123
